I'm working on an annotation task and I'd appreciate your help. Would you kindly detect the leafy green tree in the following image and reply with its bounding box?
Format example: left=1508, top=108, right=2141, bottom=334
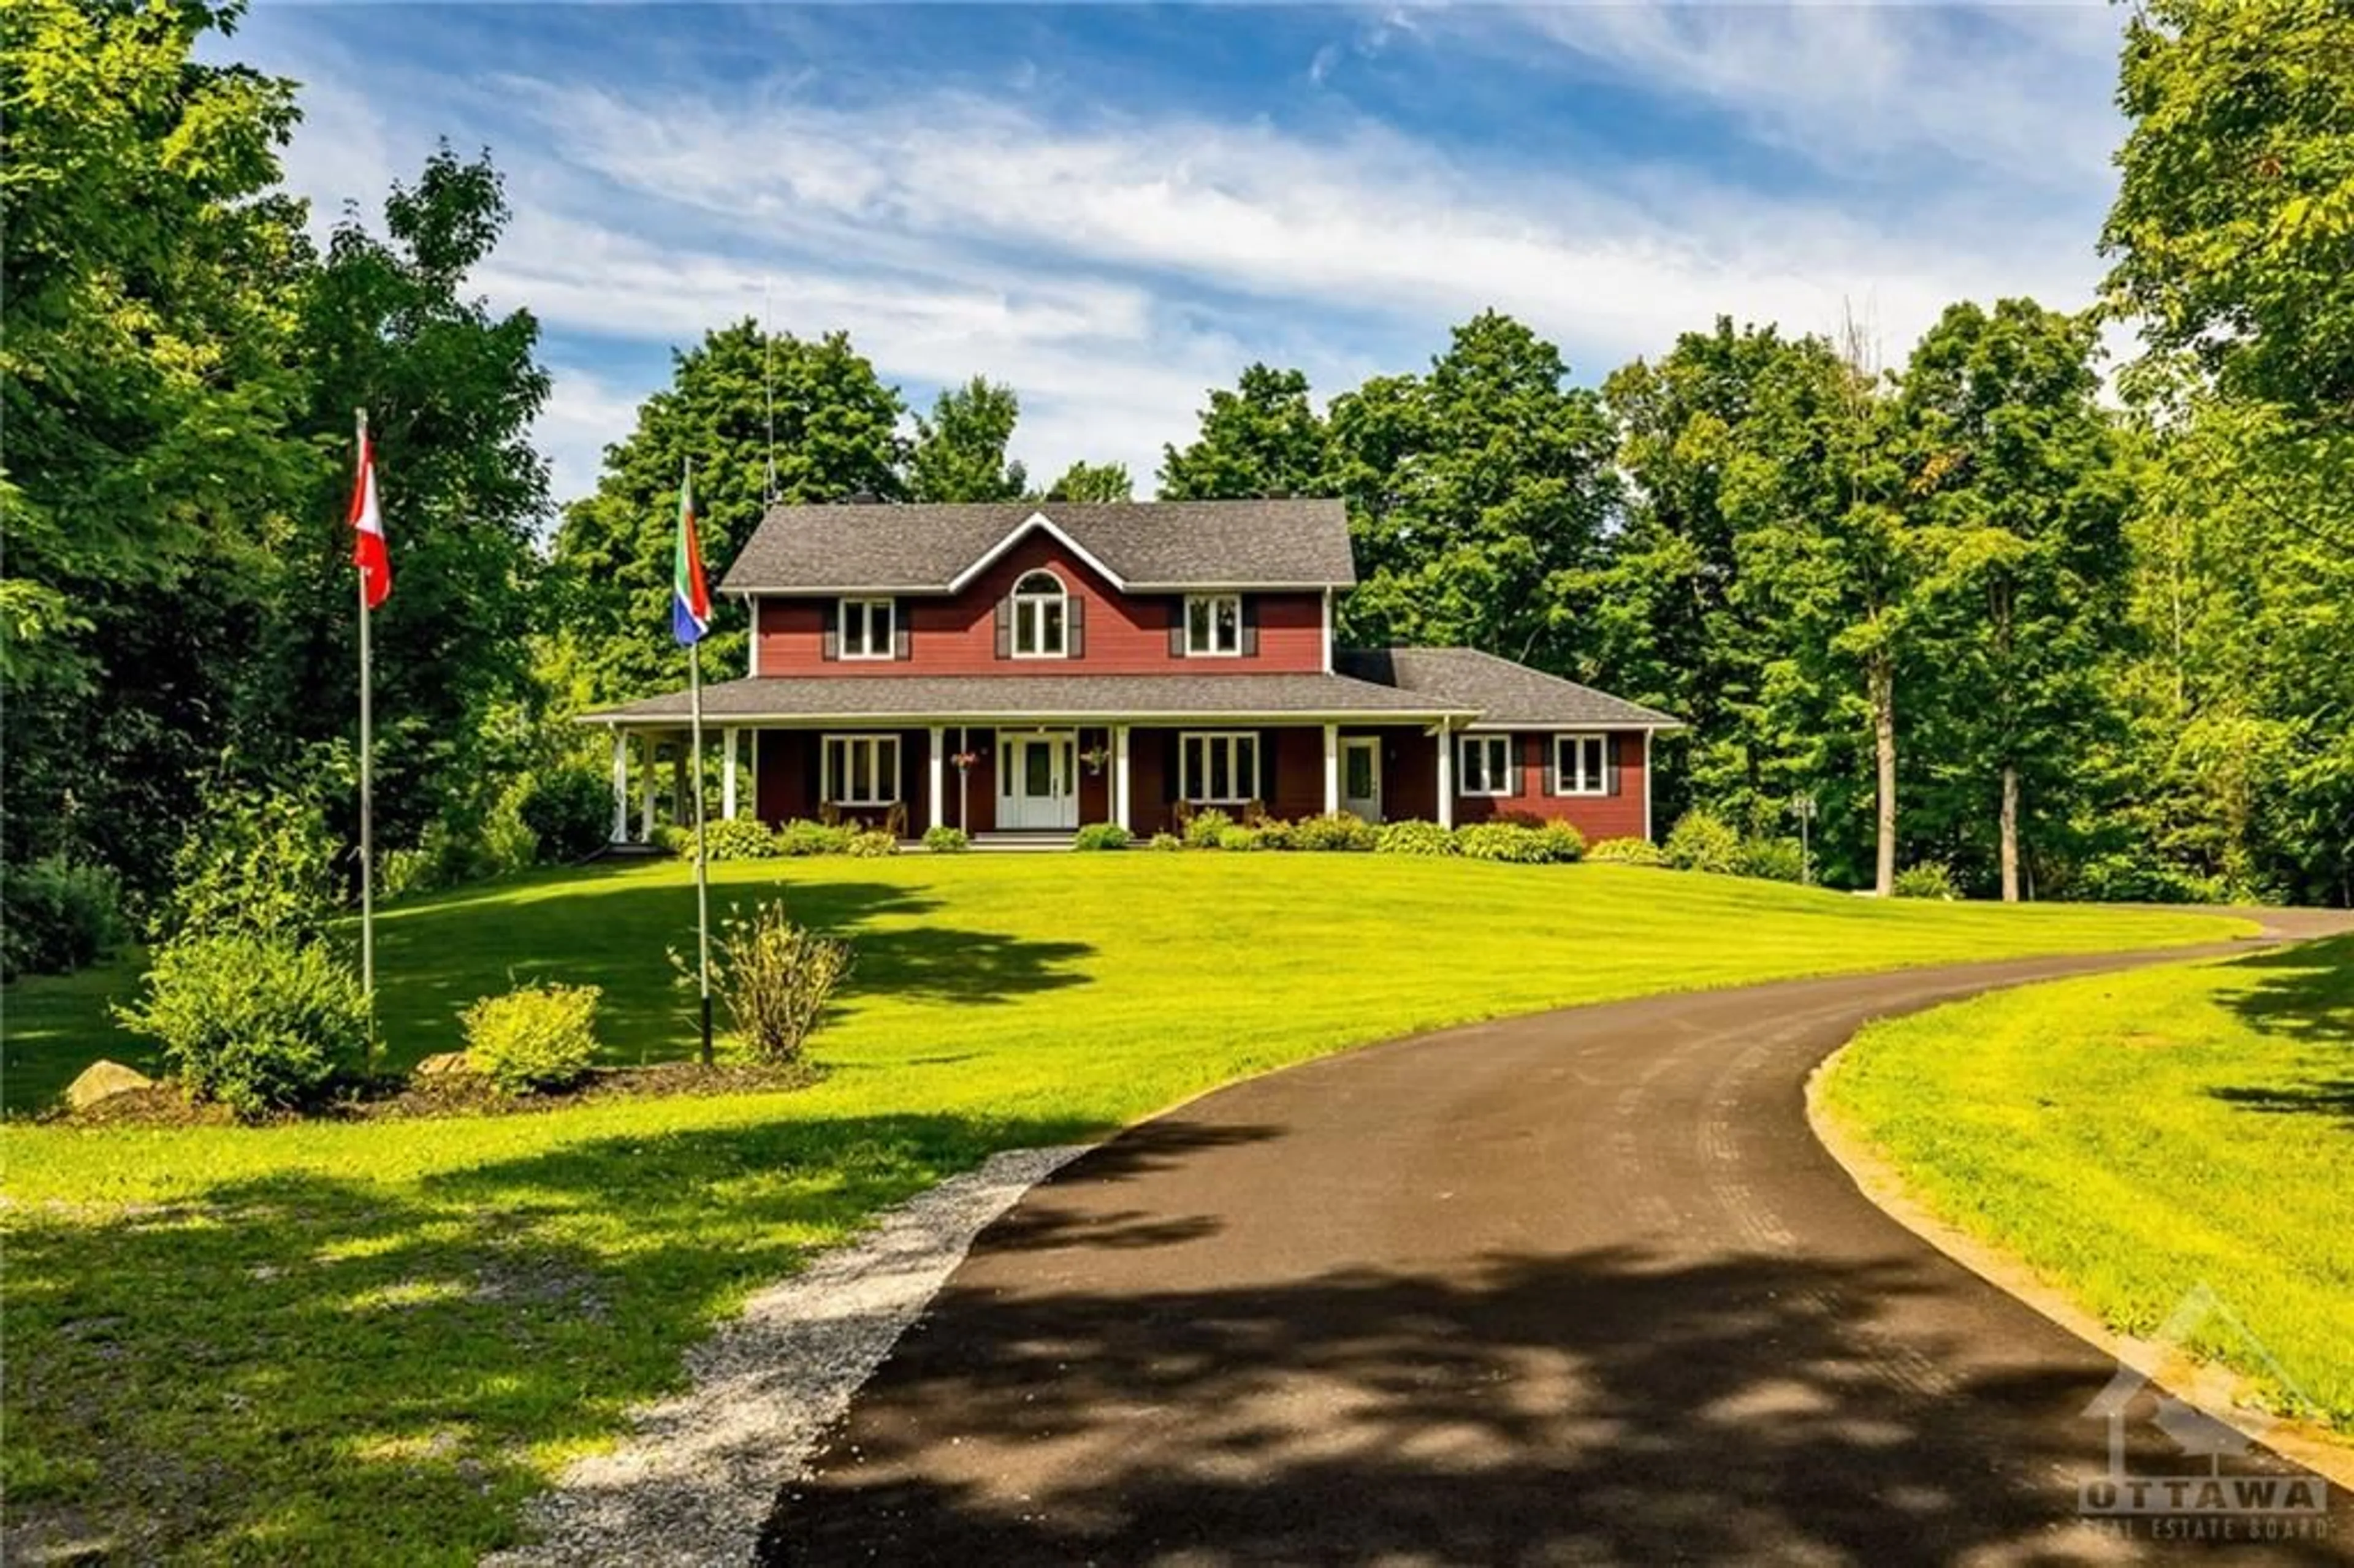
left=1159, top=363, right=1327, bottom=499
left=1593, top=320, right=1842, bottom=829
left=1739, top=318, right=1925, bottom=896
left=2114, top=383, right=2354, bottom=904
left=908, top=376, right=1026, bottom=501
left=249, top=147, right=554, bottom=860
left=2104, top=0, right=2354, bottom=425
left=1040, top=460, right=1133, bottom=503
left=1, top=0, right=314, bottom=884
left=1899, top=300, right=2131, bottom=900
left=1330, top=313, right=1618, bottom=673
left=551, top=323, right=905, bottom=702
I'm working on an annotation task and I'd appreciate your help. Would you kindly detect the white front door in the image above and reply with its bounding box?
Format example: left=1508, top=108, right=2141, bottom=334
left=1341, top=737, right=1382, bottom=822
left=999, top=731, right=1080, bottom=830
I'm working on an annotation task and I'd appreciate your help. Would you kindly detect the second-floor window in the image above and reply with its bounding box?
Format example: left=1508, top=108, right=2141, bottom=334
left=1013, top=570, right=1067, bottom=658
left=1458, top=734, right=1515, bottom=796
left=839, top=598, right=895, bottom=660
left=1185, top=594, right=1243, bottom=657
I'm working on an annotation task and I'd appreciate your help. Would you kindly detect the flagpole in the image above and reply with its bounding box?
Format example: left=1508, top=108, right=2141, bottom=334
left=355, top=409, right=377, bottom=1024
left=688, top=459, right=712, bottom=1067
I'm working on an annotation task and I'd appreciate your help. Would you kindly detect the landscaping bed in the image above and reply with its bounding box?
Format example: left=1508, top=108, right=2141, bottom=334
left=48, top=1060, right=823, bottom=1129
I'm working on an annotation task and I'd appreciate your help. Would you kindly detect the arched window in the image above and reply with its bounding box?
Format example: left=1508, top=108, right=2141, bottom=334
left=1012, top=569, right=1068, bottom=658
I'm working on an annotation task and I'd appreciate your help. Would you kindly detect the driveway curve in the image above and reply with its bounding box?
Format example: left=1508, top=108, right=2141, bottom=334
left=763, top=927, right=2354, bottom=1565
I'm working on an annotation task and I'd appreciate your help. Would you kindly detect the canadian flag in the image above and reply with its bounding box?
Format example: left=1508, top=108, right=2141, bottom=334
left=349, top=430, right=391, bottom=610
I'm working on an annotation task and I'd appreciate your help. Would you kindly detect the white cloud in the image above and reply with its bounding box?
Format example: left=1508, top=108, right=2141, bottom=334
left=235, top=5, right=2130, bottom=506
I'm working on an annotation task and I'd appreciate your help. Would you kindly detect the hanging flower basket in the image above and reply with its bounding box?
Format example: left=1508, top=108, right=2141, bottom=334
left=1080, top=745, right=1112, bottom=775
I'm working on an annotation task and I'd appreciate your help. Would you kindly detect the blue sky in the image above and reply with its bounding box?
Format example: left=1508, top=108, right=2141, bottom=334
left=234, top=2, right=2133, bottom=505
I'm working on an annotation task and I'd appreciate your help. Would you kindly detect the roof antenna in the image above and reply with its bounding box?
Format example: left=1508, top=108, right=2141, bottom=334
left=761, top=276, right=780, bottom=507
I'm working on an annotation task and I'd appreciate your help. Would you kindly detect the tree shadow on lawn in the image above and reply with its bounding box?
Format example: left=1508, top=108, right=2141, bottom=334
left=2208, top=935, right=2354, bottom=1126
left=2, top=1106, right=1178, bottom=1564
left=760, top=1244, right=2352, bottom=1566
left=373, top=878, right=1094, bottom=1070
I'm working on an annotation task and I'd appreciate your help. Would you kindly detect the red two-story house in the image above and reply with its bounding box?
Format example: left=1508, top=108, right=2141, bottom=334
left=585, top=500, right=1680, bottom=843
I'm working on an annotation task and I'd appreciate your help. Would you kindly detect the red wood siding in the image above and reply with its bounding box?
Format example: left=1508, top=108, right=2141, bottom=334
left=754, top=536, right=1326, bottom=677
left=1453, top=731, right=1651, bottom=840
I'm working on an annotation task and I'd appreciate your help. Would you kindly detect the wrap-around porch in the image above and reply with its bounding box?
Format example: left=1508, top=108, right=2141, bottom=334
left=601, top=720, right=1461, bottom=843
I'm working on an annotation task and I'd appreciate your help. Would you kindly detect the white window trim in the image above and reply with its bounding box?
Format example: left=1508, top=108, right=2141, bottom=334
left=1457, top=734, right=1515, bottom=797
left=837, top=596, right=896, bottom=661
left=1553, top=733, right=1609, bottom=797
left=823, top=733, right=900, bottom=807
left=1179, top=730, right=1262, bottom=804
left=1184, top=593, right=1244, bottom=657
left=1011, top=570, right=1069, bottom=660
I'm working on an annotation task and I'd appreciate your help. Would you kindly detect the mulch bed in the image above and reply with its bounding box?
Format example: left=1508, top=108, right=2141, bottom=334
left=48, top=1061, right=824, bottom=1130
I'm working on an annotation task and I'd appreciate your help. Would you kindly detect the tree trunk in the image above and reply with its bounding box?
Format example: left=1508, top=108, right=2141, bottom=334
left=2000, top=763, right=2021, bottom=903
left=1870, top=656, right=1897, bottom=897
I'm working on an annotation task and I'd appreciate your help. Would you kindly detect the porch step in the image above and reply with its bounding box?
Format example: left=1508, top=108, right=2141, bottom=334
left=968, top=832, right=1076, bottom=852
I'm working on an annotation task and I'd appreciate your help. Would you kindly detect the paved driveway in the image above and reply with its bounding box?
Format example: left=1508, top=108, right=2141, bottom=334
left=762, top=931, right=2353, bottom=1564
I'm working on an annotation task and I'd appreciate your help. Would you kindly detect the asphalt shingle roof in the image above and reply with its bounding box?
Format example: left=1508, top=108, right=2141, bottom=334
left=717, top=500, right=1356, bottom=594
left=1338, top=648, right=1683, bottom=729
left=583, top=672, right=1476, bottom=725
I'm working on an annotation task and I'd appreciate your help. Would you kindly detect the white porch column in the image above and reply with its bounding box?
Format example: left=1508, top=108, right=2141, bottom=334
left=609, top=729, right=630, bottom=843
left=1322, top=723, right=1339, bottom=816
left=1436, top=723, right=1455, bottom=829
left=639, top=733, right=658, bottom=842
left=928, top=726, right=945, bottom=832
left=1113, top=725, right=1132, bottom=831
left=722, top=726, right=740, bottom=820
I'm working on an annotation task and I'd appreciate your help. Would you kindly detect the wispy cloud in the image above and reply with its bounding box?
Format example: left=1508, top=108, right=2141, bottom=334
left=234, top=4, right=2131, bottom=504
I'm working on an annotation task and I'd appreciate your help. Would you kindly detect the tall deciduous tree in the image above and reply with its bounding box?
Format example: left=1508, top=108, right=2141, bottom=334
left=908, top=377, right=1026, bottom=502
left=1330, top=313, right=1618, bottom=669
left=2104, top=0, right=2354, bottom=427
left=1593, top=320, right=1842, bottom=829
left=253, top=147, right=554, bottom=859
left=550, top=323, right=904, bottom=702
left=1899, top=300, right=2130, bottom=900
left=1740, top=317, right=1922, bottom=896
left=1159, top=364, right=1327, bottom=500
left=1, top=0, right=316, bottom=883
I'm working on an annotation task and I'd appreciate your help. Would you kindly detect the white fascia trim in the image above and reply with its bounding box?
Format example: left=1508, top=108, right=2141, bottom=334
left=1460, top=720, right=1682, bottom=733
left=946, top=511, right=1127, bottom=594
left=582, top=707, right=1473, bottom=728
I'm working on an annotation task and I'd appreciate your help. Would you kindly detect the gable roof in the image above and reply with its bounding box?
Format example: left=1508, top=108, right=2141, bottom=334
left=1338, top=647, right=1683, bottom=729
left=718, top=500, right=1355, bottom=595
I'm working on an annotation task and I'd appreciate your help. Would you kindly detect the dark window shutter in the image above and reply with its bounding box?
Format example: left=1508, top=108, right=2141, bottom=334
left=1258, top=729, right=1278, bottom=805
left=994, top=596, right=1012, bottom=660
left=1067, top=595, right=1086, bottom=659
left=821, top=600, right=839, bottom=661
left=804, top=735, right=824, bottom=809
left=1168, top=600, right=1187, bottom=658
left=1542, top=736, right=1557, bottom=796
left=1164, top=731, right=1182, bottom=801
left=893, top=601, right=911, bottom=660
left=1608, top=734, right=1625, bottom=797
left=1241, top=596, right=1260, bottom=658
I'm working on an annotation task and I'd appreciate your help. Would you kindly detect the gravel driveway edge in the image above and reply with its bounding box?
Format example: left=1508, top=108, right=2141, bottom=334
left=486, top=1144, right=1089, bottom=1567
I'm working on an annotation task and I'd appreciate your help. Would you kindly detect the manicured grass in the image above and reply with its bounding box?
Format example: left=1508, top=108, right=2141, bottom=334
left=1819, top=935, right=2354, bottom=1429
left=0, top=857, right=2244, bottom=1561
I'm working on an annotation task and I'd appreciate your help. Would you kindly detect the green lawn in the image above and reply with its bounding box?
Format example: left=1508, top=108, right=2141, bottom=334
left=0, top=856, right=2247, bottom=1562
left=1819, top=935, right=2354, bottom=1429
